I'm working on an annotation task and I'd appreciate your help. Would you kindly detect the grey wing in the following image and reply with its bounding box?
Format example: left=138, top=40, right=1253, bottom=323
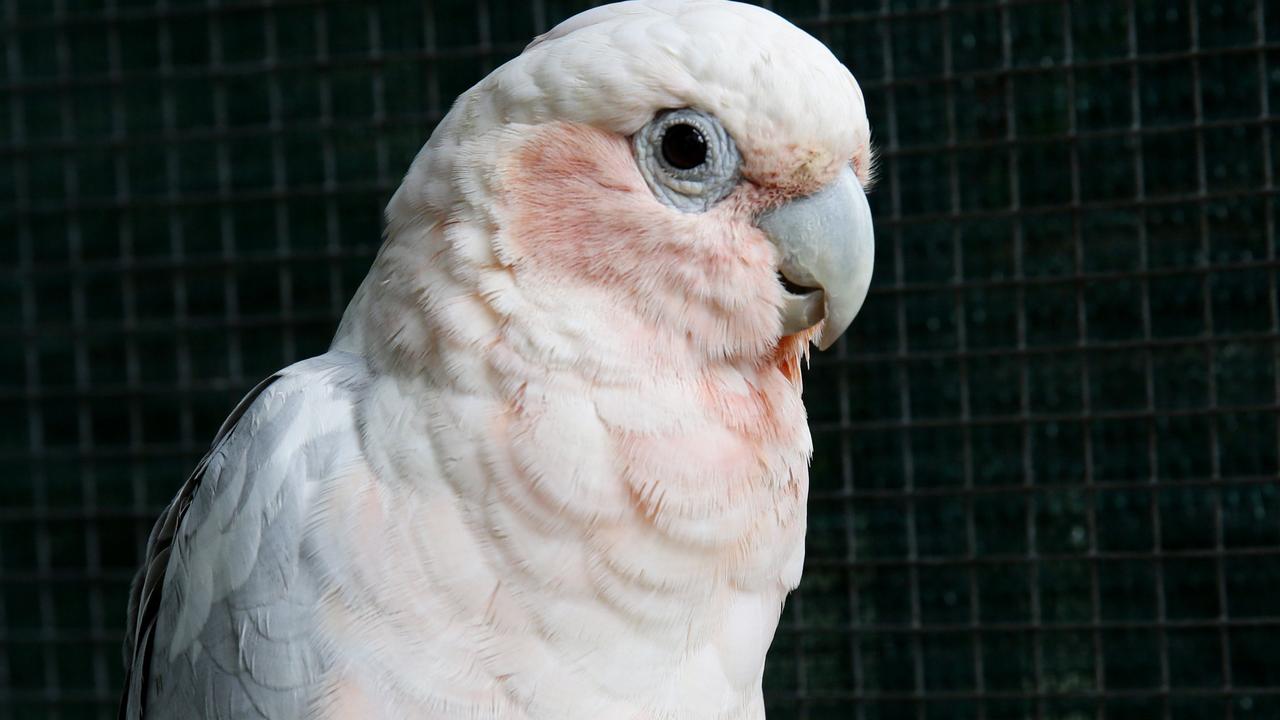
left=119, top=351, right=370, bottom=719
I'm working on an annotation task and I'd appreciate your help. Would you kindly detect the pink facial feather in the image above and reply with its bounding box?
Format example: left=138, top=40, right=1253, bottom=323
left=493, top=120, right=831, bottom=380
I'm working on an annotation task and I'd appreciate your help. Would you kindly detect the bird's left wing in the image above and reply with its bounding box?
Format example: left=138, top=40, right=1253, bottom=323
left=119, top=351, right=370, bottom=719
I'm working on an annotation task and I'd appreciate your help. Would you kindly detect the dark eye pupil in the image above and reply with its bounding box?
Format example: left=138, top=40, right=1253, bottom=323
left=661, top=123, right=707, bottom=170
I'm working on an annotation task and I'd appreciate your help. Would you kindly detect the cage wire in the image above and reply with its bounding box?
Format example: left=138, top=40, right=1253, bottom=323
left=1, top=0, right=1279, bottom=718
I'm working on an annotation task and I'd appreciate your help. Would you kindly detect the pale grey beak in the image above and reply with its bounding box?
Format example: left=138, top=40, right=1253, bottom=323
left=757, top=165, right=875, bottom=351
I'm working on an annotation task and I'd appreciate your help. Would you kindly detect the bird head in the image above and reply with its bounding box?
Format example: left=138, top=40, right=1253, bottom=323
left=344, top=0, right=873, bottom=381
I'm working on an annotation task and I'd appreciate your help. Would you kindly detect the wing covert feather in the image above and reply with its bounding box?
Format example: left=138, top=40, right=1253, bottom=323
left=119, top=352, right=370, bottom=720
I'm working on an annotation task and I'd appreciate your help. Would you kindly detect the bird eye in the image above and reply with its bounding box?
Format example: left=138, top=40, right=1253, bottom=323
left=661, top=124, right=707, bottom=170
left=633, top=108, right=742, bottom=213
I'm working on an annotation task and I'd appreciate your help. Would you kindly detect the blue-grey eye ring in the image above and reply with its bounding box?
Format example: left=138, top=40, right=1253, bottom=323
left=633, top=108, right=742, bottom=213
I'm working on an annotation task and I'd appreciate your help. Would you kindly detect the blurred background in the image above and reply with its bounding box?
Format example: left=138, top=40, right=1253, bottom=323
left=2, top=0, right=1278, bottom=718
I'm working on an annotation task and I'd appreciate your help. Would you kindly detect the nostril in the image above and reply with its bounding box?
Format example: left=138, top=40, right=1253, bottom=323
left=777, top=271, right=819, bottom=296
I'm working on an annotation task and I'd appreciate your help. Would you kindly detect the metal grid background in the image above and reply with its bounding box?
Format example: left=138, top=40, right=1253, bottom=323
left=2, top=0, right=1278, bottom=718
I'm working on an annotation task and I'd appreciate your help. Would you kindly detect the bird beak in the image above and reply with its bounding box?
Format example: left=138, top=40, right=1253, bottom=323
left=757, top=165, right=875, bottom=351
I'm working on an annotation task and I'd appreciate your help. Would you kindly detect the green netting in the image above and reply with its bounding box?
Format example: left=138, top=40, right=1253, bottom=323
left=2, top=1, right=1278, bottom=719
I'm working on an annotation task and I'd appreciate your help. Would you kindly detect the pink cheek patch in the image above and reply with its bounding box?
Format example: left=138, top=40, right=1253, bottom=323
left=495, top=121, right=792, bottom=360
left=498, top=122, right=679, bottom=285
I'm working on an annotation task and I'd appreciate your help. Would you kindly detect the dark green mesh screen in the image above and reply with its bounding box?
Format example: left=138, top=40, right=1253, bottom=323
left=2, top=1, right=1278, bottom=719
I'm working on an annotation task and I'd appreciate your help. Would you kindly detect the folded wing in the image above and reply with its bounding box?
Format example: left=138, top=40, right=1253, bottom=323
left=119, top=352, right=369, bottom=720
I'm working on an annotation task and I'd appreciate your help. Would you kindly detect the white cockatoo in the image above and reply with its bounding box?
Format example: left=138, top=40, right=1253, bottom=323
left=119, top=1, right=874, bottom=718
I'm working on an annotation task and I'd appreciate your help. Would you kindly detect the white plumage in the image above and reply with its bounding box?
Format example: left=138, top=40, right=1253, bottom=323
left=120, top=2, right=873, bottom=718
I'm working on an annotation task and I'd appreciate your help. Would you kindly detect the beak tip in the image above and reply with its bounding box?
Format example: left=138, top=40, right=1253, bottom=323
left=812, top=290, right=862, bottom=352
left=813, top=316, right=849, bottom=352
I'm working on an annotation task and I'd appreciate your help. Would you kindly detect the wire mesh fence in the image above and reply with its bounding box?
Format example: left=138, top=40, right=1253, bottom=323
left=1, top=0, right=1278, bottom=718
